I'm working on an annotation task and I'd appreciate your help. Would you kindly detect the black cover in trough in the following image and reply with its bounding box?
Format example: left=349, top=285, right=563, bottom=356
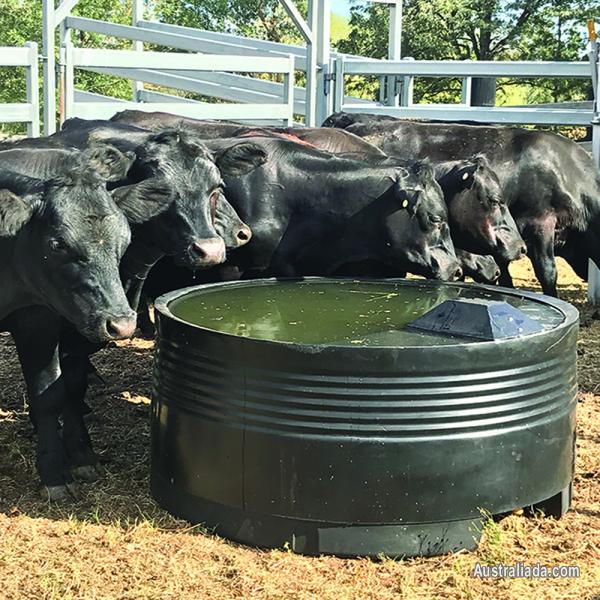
left=406, top=298, right=543, bottom=340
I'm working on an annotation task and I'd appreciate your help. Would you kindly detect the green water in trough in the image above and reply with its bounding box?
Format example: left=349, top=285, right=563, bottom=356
left=168, top=279, right=564, bottom=347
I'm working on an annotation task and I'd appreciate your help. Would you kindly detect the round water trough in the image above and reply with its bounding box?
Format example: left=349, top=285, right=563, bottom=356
left=151, top=278, right=578, bottom=557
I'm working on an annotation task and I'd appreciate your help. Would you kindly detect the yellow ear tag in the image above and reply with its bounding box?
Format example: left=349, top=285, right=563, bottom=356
left=462, top=172, right=470, bottom=180
left=402, top=199, right=409, bottom=208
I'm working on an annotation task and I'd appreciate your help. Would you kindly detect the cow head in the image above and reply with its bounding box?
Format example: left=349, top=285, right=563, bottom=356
left=0, top=168, right=135, bottom=343
left=435, top=156, right=526, bottom=262
left=378, top=161, right=462, bottom=281
left=456, top=249, right=501, bottom=283
left=114, top=130, right=265, bottom=268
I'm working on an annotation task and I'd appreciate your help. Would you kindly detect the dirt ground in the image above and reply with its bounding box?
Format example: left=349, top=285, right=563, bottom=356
left=0, top=259, right=598, bottom=600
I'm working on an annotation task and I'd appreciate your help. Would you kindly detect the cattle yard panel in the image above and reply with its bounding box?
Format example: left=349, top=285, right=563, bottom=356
left=62, top=47, right=295, bottom=125
left=0, top=43, right=40, bottom=137
left=333, top=57, right=593, bottom=126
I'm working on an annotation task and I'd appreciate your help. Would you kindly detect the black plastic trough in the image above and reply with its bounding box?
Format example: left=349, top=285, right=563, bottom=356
left=150, top=278, right=578, bottom=558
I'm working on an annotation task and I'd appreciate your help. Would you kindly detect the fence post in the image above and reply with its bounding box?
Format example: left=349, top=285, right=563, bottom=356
left=589, top=40, right=600, bottom=304
left=62, top=44, right=74, bottom=120
left=461, top=77, right=472, bottom=106
left=400, top=57, right=414, bottom=106
left=25, top=42, right=40, bottom=137
left=42, top=0, right=56, bottom=134
left=333, top=56, right=345, bottom=113
left=282, top=55, right=295, bottom=126
left=314, top=0, right=331, bottom=125
left=132, top=0, right=144, bottom=102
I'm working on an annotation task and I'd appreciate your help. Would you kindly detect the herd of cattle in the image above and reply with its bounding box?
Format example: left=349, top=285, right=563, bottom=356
left=0, top=109, right=596, bottom=500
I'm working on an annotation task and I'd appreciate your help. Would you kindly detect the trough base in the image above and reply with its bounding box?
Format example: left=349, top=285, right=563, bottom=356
left=151, top=475, right=573, bottom=558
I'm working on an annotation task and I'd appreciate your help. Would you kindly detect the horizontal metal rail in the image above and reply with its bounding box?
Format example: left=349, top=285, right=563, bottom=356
left=68, top=101, right=294, bottom=122
left=342, top=58, right=590, bottom=78
left=340, top=104, right=593, bottom=126
left=71, top=48, right=294, bottom=73
left=74, top=89, right=127, bottom=103
left=82, top=66, right=307, bottom=115
left=64, top=46, right=295, bottom=125
left=0, top=42, right=39, bottom=136
left=334, top=56, right=594, bottom=126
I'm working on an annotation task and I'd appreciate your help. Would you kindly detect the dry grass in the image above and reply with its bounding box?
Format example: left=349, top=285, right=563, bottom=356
left=0, top=258, right=599, bottom=600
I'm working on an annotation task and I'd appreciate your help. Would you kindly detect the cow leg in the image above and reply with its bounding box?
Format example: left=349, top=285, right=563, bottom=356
left=528, top=239, right=558, bottom=296
left=59, top=351, right=102, bottom=482
left=10, top=308, right=75, bottom=500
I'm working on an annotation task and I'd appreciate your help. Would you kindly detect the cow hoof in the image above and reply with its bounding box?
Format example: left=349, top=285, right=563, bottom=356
left=71, top=464, right=103, bottom=482
left=40, top=483, right=80, bottom=503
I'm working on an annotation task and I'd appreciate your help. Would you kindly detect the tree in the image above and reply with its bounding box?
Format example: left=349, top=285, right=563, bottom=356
left=338, top=0, right=599, bottom=106
left=152, top=0, right=307, bottom=44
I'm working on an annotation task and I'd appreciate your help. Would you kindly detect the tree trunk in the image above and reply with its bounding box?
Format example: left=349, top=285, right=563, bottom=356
left=470, top=8, right=496, bottom=107
left=470, top=78, right=497, bottom=106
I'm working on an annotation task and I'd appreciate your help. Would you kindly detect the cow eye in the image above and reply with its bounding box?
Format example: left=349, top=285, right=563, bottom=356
left=429, top=214, right=442, bottom=224
left=48, top=238, right=66, bottom=252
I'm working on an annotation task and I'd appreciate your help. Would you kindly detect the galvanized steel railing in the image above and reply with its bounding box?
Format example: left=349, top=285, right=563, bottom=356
left=333, top=57, right=593, bottom=126
left=0, top=43, right=40, bottom=136
left=61, top=45, right=296, bottom=125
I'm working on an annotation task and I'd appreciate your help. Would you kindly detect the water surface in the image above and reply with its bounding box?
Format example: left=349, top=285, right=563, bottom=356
left=168, top=280, right=563, bottom=347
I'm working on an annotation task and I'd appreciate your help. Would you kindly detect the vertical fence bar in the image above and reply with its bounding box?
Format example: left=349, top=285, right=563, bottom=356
left=62, top=44, right=74, bottom=120
left=386, top=0, right=402, bottom=107
left=42, top=0, right=56, bottom=134
left=333, top=56, right=345, bottom=113
left=588, top=34, right=600, bottom=304
left=305, top=0, right=318, bottom=126
left=282, top=55, right=295, bottom=126
left=315, top=0, right=331, bottom=125
left=58, top=22, right=71, bottom=126
left=132, top=0, right=144, bottom=102
left=461, top=77, right=472, bottom=106
left=25, top=42, right=40, bottom=137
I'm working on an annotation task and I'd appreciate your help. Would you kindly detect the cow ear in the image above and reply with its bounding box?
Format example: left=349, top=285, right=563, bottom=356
left=454, top=163, right=478, bottom=190
left=0, top=189, right=35, bottom=236
left=214, top=142, right=267, bottom=176
left=83, top=144, right=134, bottom=182
left=111, top=178, right=172, bottom=224
left=394, top=179, right=421, bottom=216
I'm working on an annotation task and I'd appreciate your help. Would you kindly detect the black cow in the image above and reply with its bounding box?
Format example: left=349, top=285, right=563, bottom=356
left=114, top=114, right=523, bottom=272
left=0, top=130, right=265, bottom=496
left=0, top=161, right=139, bottom=500
left=193, top=136, right=461, bottom=279
left=325, top=112, right=597, bottom=296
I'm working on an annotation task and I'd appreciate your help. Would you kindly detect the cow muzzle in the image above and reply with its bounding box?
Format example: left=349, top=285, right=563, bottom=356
left=185, top=237, right=226, bottom=268
left=105, top=313, right=137, bottom=340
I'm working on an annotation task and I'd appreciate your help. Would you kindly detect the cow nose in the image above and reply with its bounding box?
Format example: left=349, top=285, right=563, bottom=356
left=236, top=225, right=252, bottom=246
left=519, top=244, right=527, bottom=256
left=453, top=267, right=463, bottom=281
left=188, top=237, right=226, bottom=266
left=494, top=268, right=501, bottom=280
left=106, top=315, right=136, bottom=340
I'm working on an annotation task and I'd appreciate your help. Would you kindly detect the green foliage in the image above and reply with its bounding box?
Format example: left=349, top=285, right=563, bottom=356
left=339, top=0, right=600, bottom=104
left=0, top=0, right=41, bottom=134
left=153, top=0, right=307, bottom=44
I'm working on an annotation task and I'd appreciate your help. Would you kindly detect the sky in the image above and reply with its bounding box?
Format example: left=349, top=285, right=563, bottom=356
left=331, top=0, right=353, bottom=17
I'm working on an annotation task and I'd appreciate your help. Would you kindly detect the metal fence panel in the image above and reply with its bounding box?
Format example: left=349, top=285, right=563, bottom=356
left=0, top=42, right=40, bottom=136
